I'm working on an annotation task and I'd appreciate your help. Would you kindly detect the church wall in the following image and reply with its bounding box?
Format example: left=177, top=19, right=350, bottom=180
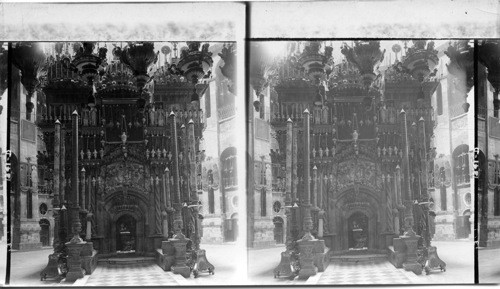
left=10, top=74, right=42, bottom=250
left=485, top=76, right=500, bottom=247
left=250, top=86, right=279, bottom=248
left=430, top=53, right=474, bottom=241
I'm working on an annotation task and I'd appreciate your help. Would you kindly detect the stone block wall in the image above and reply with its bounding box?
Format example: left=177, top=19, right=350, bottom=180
left=251, top=218, right=275, bottom=248
left=18, top=220, right=42, bottom=250
left=202, top=216, right=223, bottom=244
left=487, top=218, right=500, bottom=248
left=434, top=213, right=455, bottom=241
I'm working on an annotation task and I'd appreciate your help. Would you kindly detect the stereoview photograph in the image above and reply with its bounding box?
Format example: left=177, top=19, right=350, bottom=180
left=247, top=40, right=474, bottom=285
left=6, top=41, right=242, bottom=286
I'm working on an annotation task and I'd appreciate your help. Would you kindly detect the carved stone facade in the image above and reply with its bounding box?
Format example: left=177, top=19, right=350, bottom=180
left=429, top=41, right=474, bottom=241
left=249, top=41, right=446, bottom=257
left=478, top=40, right=500, bottom=248
left=9, top=42, right=226, bottom=257
left=9, top=64, right=45, bottom=250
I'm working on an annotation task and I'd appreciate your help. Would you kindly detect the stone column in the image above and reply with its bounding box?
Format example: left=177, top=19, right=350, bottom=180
left=400, top=109, right=416, bottom=236
left=312, top=166, right=317, bottom=208
left=80, top=168, right=86, bottom=211
left=165, top=167, right=172, bottom=208
left=285, top=118, right=293, bottom=246
left=274, top=118, right=295, bottom=278
left=399, top=109, right=421, bottom=275
left=169, top=111, right=190, bottom=278
left=40, top=120, right=62, bottom=280
left=170, top=111, right=184, bottom=236
left=154, top=176, right=162, bottom=236
left=162, top=167, right=170, bottom=239
left=65, top=111, right=85, bottom=282
left=53, top=120, right=61, bottom=248
left=188, top=119, right=199, bottom=248
left=60, top=128, right=68, bottom=242
left=189, top=119, right=214, bottom=276
left=297, top=109, right=318, bottom=279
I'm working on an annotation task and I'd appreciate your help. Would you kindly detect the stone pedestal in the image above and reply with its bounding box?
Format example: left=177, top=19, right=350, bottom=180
left=273, top=250, right=295, bottom=278
left=389, top=237, right=407, bottom=268
left=191, top=249, right=215, bottom=278
left=297, top=238, right=318, bottom=279
left=312, top=239, right=329, bottom=272
left=80, top=242, right=97, bottom=275
left=65, top=242, right=85, bottom=282
left=423, top=246, right=446, bottom=274
left=170, top=237, right=191, bottom=278
left=40, top=253, right=62, bottom=281
left=401, top=235, right=422, bottom=275
left=156, top=240, right=176, bottom=271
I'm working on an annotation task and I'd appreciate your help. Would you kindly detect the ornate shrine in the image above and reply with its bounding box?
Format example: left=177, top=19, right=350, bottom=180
left=14, top=41, right=217, bottom=280
left=269, top=41, right=441, bottom=278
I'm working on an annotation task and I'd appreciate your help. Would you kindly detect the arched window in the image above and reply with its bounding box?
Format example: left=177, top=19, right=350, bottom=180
left=27, top=189, right=33, bottom=219
left=261, top=188, right=267, bottom=217
left=495, top=188, right=500, bottom=217
left=436, top=83, right=443, bottom=116
left=208, top=170, right=214, bottom=185
left=221, top=147, right=237, bottom=190
left=208, top=187, right=215, bottom=214
left=440, top=186, right=447, bottom=211
left=439, top=167, right=447, bottom=211
left=453, top=145, right=470, bottom=186
left=259, top=94, right=265, bottom=119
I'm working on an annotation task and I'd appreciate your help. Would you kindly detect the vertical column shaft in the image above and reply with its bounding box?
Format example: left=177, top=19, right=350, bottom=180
left=170, top=111, right=184, bottom=236
left=53, top=120, right=61, bottom=248
left=302, top=109, right=314, bottom=240
left=69, top=111, right=83, bottom=243
left=400, top=109, right=415, bottom=236
left=285, top=119, right=293, bottom=246
left=188, top=120, right=200, bottom=250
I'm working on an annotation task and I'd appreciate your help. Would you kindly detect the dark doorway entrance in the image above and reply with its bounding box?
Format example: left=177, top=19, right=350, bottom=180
left=224, top=213, right=238, bottom=242
left=116, top=214, right=137, bottom=253
left=39, top=219, right=50, bottom=246
left=273, top=217, right=284, bottom=244
left=348, top=212, right=368, bottom=250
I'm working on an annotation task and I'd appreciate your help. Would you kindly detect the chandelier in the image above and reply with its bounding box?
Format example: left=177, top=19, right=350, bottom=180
left=402, top=40, right=439, bottom=82
left=41, top=42, right=214, bottom=110
left=297, top=41, right=333, bottom=84
left=445, top=40, right=474, bottom=112
left=61, top=42, right=108, bottom=108
left=12, top=42, right=47, bottom=119
left=341, top=41, right=385, bottom=89
left=177, top=42, right=213, bottom=103
left=218, top=43, right=236, bottom=94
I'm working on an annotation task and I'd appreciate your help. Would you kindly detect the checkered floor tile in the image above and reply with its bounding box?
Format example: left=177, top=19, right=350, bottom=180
left=316, top=260, right=412, bottom=285
left=83, top=263, right=181, bottom=286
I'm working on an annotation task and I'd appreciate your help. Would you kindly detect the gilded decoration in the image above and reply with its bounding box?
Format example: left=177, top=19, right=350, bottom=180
left=334, top=141, right=379, bottom=163
left=107, top=193, right=144, bottom=216
left=101, top=162, right=147, bottom=195
left=335, top=159, right=381, bottom=192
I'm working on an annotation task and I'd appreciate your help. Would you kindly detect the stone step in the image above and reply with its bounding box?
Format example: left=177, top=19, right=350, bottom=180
left=98, top=256, right=156, bottom=265
left=331, top=253, right=388, bottom=263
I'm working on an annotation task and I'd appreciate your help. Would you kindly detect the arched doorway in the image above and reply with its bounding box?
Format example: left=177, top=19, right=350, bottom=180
left=273, top=217, right=284, bottom=244
left=330, top=187, right=381, bottom=252
left=225, top=213, right=238, bottom=242
left=116, top=214, right=137, bottom=253
left=103, top=191, right=148, bottom=254
left=348, top=212, right=369, bottom=250
left=39, top=219, right=50, bottom=247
